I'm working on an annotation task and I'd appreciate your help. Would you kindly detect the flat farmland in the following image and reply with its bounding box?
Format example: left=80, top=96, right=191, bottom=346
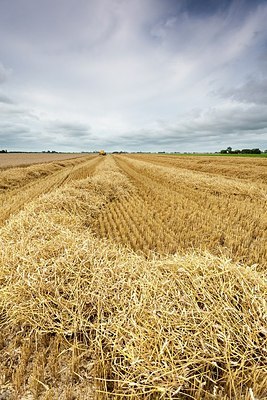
left=0, top=154, right=266, bottom=399
left=0, top=152, right=86, bottom=169
left=0, top=154, right=100, bottom=226
left=97, top=154, right=266, bottom=268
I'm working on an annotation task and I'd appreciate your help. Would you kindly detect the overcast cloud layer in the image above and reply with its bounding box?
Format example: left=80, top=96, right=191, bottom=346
left=0, top=0, right=267, bottom=152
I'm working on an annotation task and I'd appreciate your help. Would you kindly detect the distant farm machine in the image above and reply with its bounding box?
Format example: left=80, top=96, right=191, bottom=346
left=99, top=150, right=106, bottom=156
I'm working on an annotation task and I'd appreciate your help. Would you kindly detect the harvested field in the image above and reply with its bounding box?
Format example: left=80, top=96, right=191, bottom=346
left=95, top=154, right=267, bottom=270
left=0, top=153, right=86, bottom=169
left=0, top=154, right=100, bottom=226
left=136, top=154, right=267, bottom=182
left=0, top=154, right=266, bottom=399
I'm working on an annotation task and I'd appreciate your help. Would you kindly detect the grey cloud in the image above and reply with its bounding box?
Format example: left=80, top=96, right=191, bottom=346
left=190, top=104, right=267, bottom=139
left=0, top=94, right=13, bottom=104
left=219, top=78, right=267, bottom=105
left=0, top=124, right=38, bottom=149
left=0, top=63, right=11, bottom=84
left=52, top=121, right=92, bottom=138
left=110, top=102, right=267, bottom=151
left=1, top=0, right=267, bottom=152
left=1, top=99, right=266, bottom=152
left=184, top=105, right=267, bottom=133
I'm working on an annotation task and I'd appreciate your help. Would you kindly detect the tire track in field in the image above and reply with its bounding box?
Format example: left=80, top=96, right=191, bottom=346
left=93, top=155, right=267, bottom=268
left=0, top=156, right=104, bottom=226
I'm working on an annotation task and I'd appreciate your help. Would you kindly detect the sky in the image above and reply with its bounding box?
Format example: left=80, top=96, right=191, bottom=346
left=0, top=0, right=267, bottom=152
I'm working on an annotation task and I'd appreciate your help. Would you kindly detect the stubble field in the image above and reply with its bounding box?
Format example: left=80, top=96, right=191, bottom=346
left=0, top=154, right=266, bottom=399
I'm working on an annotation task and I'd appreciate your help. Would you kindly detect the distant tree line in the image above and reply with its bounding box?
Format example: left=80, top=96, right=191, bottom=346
left=0, top=149, right=8, bottom=153
left=220, top=147, right=266, bottom=154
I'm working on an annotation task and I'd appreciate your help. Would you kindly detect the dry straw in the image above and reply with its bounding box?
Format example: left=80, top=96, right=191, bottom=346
left=0, top=155, right=100, bottom=226
left=0, top=157, right=266, bottom=399
left=103, top=155, right=267, bottom=269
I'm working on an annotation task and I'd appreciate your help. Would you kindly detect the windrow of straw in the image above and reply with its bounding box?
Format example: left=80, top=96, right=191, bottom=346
left=0, top=155, right=102, bottom=227
left=100, top=155, right=267, bottom=269
left=0, top=156, right=266, bottom=399
left=0, top=155, right=93, bottom=191
left=128, top=154, right=267, bottom=183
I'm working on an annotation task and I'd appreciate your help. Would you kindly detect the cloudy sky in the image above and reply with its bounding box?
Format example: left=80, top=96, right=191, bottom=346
left=0, top=0, right=267, bottom=152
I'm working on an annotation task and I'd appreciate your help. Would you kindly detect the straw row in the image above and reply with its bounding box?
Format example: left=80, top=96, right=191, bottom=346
left=0, top=156, right=266, bottom=399
left=92, top=155, right=267, bottom=269
left=0, top=155, right=102, bottom=226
